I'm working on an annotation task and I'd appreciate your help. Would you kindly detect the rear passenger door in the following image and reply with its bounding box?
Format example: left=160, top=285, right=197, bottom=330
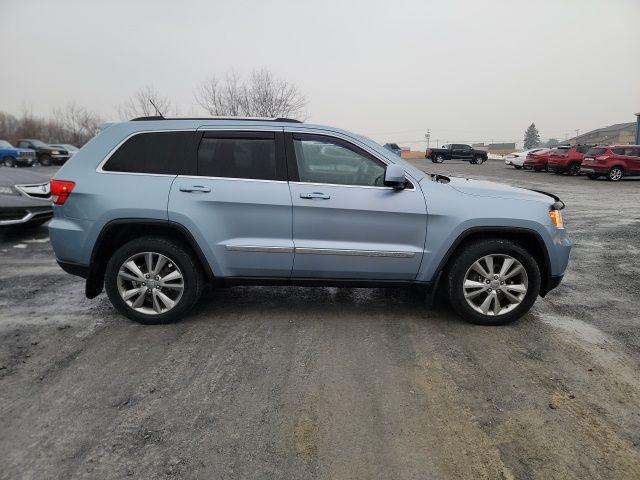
left=168, top=129, right=294, bottom=278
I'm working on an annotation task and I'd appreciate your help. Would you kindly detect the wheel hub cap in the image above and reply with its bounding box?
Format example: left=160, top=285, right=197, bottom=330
left=116, top=251, right=184, bottom=315
left=463, top=254, right=529, bottom=316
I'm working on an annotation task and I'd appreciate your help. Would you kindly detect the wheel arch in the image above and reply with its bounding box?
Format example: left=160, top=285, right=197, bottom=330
left=86, top=219, right=214, bottom=299
left=434, top=227, right=553, bottom=297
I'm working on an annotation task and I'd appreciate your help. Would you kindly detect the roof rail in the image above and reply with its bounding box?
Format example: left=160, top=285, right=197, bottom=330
left=130, top=116, right=302, bottom=123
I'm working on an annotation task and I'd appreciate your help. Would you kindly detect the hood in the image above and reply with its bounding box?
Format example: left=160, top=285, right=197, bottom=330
left=447, top=176, right=552, bottom=203
left=0, top=168, right=51, bottom=187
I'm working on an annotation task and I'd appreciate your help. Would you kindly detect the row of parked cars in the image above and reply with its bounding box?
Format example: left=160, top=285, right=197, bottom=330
left=0, top=139, right=78, bottom=167
left=504, top=144, right=640, bottom=181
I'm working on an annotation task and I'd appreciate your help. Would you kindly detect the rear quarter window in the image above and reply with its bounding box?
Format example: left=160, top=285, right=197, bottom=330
left=611, top=148, right=625, bottom=155
left=586, top=148, right=606, bottom=156
left=102, top=131, right=192, bottom=174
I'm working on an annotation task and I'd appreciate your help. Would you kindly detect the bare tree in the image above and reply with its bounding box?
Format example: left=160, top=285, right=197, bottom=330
left=243, top=69, right=307, bottom=119
left=194, top=69, right=307, bottom=119
left=53, top=102, right=102, bottom=145
left=118, top=85, right=172, bottom=119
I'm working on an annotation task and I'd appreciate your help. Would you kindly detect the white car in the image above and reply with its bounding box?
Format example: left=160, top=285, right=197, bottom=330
left=49, top=144, right=79, bottom=158
left=505, top=148, right=545, bottom=169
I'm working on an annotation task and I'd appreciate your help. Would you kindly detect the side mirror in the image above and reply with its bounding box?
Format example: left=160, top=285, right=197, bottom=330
left=384, top=164, right=406, bottom=189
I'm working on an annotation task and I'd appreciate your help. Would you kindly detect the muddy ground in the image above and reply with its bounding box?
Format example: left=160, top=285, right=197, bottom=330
left=1, top=161, right=639, bottom=479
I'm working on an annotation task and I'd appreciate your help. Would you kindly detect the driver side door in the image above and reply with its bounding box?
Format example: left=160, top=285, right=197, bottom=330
left=287, top=132, right=427, bottom=280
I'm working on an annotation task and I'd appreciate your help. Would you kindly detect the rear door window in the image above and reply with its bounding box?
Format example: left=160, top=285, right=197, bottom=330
left=197, top=131, right=282, bottom=180
left=623, top=148, right=640, bottom=157
left=612, top=148, right=625, bottom=155
left=103, top=131, right=191, bottom=174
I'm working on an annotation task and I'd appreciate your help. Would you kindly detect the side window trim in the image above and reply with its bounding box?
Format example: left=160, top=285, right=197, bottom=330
left=194, top=130, right=287, bottom=181
left=284, top=131, right=414, bottom=190
left=96, top=129, right=196, bottom=176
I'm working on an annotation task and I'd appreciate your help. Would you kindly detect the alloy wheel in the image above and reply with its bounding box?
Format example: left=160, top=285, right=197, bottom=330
left=462, top=254, right=529, bottom=316
left=116, top=252, right=184, bottom=315
left=608, top=167, right=623, bottom=181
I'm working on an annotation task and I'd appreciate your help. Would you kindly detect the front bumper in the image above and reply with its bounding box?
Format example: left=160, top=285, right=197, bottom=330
left=15, top=157, right=37, bottom=166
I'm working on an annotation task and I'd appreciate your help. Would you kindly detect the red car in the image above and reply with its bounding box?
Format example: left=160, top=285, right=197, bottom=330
left=547, top=145, right=592, bottom=175
left=523, top=148, right=552, bottom=171
left=580, top=145, right=640, bottom=181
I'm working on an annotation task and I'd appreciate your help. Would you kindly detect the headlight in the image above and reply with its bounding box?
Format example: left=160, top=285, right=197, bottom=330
left=50, top=150, right=60, bottom=155
left=549, top=209, right=564, bottom=229
left=0, top=186, right=15, bottom=195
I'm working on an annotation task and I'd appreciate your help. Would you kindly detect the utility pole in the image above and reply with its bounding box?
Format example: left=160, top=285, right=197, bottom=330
left=574, top=129, right=580, bottom=144
left=425, top=130, right=431, bottom=149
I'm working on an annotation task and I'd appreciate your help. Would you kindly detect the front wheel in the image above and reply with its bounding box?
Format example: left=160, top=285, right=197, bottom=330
left=607, top=166, right=623, bottom=182
left=105, top=236, right=204, bottom=324
left=445, top=239, right=541, bottom=325
left=474, top=156, right=485, bottom=165
left=39, top=154, right=52, bottom=166
left=3, top=156, right=15, bottom=167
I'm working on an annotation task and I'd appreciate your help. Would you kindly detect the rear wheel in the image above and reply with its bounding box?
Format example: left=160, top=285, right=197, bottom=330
left=474, top=155, right=485, bottom=165
left=3, top=156, right=15, bottom=167
left=568, top=163, right=581, bottom=176
left=105, top=236, right=204, bottom=324
left=435, top=154, right=445, bottom=163
left=39, top=154, right=52, bottom=166
left=607, top=166, right=623, bottom=182
left=446, top=239, right=541, bottom=325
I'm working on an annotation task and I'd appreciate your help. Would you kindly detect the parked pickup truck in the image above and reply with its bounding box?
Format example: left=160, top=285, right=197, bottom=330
left=426, top=144, right=488, bottom=164
left=16, top=139, right=70, bottom=166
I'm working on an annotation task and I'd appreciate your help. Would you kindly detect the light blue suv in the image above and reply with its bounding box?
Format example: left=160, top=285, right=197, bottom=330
left=49, top=117, right=571, bottom=325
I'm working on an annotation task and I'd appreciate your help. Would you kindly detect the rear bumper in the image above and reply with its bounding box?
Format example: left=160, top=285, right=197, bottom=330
left=580, top=166, right=607, bottom=174
left=0, top=206, right=53, bottom=227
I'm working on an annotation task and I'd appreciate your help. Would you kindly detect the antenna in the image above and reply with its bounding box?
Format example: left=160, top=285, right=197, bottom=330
left=149, top=99, right=164, bottom=118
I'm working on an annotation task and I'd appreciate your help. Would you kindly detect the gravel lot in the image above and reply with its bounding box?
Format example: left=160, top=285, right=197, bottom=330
left=1, top=161, right=639, bottom=479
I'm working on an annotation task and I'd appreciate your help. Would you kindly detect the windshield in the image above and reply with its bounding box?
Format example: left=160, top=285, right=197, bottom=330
left=30, top=140, right=49, bottom=148
left=64, top=144, right=79, bottom=151
left=0, top=140, right=12, bottom=148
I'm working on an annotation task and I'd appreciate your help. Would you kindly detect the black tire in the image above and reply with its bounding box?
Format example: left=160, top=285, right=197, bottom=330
left=470, top=159, right=477, bottom=164
left=3, top=156, right=16, bottom=167
left=105, top=236, right=204, bottom=324
left=587, top=173, right=599, bottom=180
left=474, top=156, right=485, bottom=165
left=568, top=163, right=581, bottom=176
left=435, top=155, right=445, bottom=163
left=607, top=166, right=623, bottom=182
left=514, top=165, right=522, bottom=170
left=445, top=238, right=541, bottom=326
left=39, top=154, right=52, bottom=166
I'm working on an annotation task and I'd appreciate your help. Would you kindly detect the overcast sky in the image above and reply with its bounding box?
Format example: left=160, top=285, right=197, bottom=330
left=1, top=0, right=639, bottom=145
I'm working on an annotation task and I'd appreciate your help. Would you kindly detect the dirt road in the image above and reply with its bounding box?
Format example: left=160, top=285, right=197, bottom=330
left=1, top=161, right=639, bottom=479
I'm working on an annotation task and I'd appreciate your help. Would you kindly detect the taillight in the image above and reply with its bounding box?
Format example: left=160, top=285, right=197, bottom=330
left=50, top=180, right=75, bottom=205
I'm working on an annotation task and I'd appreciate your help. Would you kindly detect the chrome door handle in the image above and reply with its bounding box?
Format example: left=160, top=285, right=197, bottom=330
left=179, top=185, right=211, bottom=193
left=300, top=192, right=330, bottom=200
